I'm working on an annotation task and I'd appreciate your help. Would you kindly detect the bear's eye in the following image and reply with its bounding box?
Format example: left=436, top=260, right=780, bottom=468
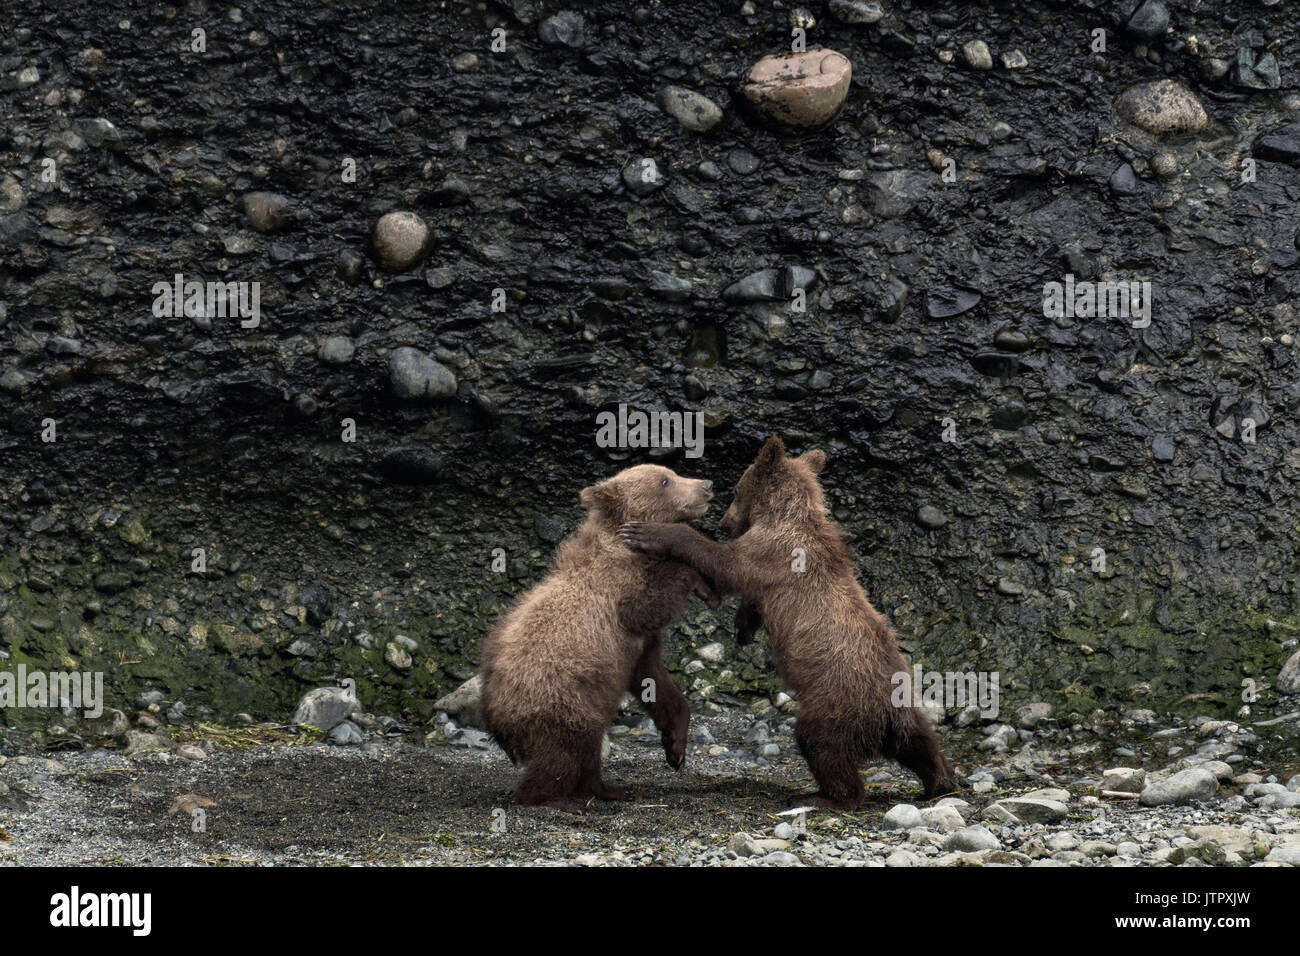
left=660, top=476, right=670, bottom=488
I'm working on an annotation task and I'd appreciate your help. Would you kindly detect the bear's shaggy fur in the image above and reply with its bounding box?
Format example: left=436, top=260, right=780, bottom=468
left=621, top=437, right=957, bottom=810
left=479, top=465, right=716, bottom=813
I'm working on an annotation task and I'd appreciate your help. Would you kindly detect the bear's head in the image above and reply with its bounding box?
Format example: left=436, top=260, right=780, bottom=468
left=720, top=436, right=827, bottom=536
left=580, top=464, right=713, bottom=527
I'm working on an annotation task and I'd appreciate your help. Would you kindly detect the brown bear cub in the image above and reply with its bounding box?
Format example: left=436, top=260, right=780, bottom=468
left=620, top=437, right=957, bottom=810
left=479, top=465, right=717, bottom=813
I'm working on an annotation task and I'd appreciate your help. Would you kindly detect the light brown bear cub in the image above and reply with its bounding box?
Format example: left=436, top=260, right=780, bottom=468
left=479, top=464, right=716, bottom=813
left=621, top=437, right=957, bottom=810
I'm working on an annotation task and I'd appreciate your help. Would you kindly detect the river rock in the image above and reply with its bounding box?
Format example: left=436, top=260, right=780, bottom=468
left=1114, top=80, right=1207, bottom=137
left=317, top=336, right=355, bottom=365
left=1277, top=650, right=1300, bottom=694
left=433, top=675, right=484, bottom=729
left=657, top=86, right=723, bottom=132
left=740, top=49, right=852, bottom=130
left=883, top=803, right=924, bottom=829
left=920, top=805, right=965, bottom=832
left=328, top=720, right=364, bottom=745
left=241, top=191, right=293, bottom=233
left=1140, top=768, right=1219, bottom=805
left=992, top=797, right=1068, bottom=823
left=961, top=40, right=993, bottom=71
left=373, top=211, right=430, bottom=270
left=389, top=347, right=457, bottom=400
left=623, top=157, right=664, bottom=196
left=828, top=0, right=883, bottom=24
left=1102, top=767, right=1146, bottom=792
left=292, top=679, right=360, bottom=731
left=1125, top=1, right=1169, bottom=40
left=945, top=826, right=999, bottom=852
left=538, top=11, right=584, bottom=49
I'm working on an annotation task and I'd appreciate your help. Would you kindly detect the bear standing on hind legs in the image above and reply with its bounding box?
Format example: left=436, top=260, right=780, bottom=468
left=479, top=464, right=718, bottom=813
left=620, top=437, right=958, bottom=811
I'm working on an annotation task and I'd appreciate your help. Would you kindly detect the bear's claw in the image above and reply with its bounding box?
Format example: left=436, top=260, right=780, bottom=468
left=618, top=522, right=656, bottom=553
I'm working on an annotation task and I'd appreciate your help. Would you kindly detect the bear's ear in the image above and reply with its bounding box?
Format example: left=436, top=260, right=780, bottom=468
left=579, top=481, right=623, bottom=522
left=798, top=449, right=827, bottom=474
left=755, top=435, right=786, bottom=470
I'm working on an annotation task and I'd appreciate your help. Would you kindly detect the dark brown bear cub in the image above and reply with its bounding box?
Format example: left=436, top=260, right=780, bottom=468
left=620, top=437, right=957, bottom=810
left=479, top=465, right=716, bottom=813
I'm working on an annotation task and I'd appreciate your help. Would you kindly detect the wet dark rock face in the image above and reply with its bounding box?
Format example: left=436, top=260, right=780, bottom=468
left=2, top=0, right=1300, bottom=740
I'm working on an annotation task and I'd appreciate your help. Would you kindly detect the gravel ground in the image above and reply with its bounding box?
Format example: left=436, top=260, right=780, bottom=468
left=2, top=704, right=1297, bottom=867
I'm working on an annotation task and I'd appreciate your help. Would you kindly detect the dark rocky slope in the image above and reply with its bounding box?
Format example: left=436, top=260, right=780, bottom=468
left=2, top=0, right=1300, bottom=742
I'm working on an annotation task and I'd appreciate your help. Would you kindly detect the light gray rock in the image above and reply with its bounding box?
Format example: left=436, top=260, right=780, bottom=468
left=1185, top=826, right=1259, bottom=855
left=934, top=797, right=972, bottom=820
left=697, top=642, right=726, bottom=663
left=1140, top=768, right=1219, bottom=806
left=729, top=832, right=761, bottom=856
left=1102, top=767, right=1147, bottom=792
left=1278, top=650, right=1300, bottom=695
left=762, top=850, right=803, bottom=867
left=828, top=0, right=883, bottom=24
left=883, top=803, right=924, bottom=829
left=885, top=849, right=923, bottom=867
left=1022, top=787, right=1070, bottom=803
left=657, top=86, right=723, bottom=132
left=945, top=826, right=999, bottom=852
left=920, top=805, right=965, bottom=833
left=433, top=675, right=483, bottom=729
left=318, top=336, right=355, bottom=364
left=992, top=797, right=1068, bottom=823
left=1047, top=832, right=1080, bottom=852
left=983, top=803, right=1020, bottom=824
left=1258, top=792, right=1300, bottom=809
left=328, top=720, right=364, bottom=745
left=292, top=679, right=360, bottom=731
left=538, top=11, right=584, bottom=48
left=962, top=40, right=993, bottom=70
left=449, top=727, right=492, bottom=749
left=389, top=347, right=457, bottom=400
left=1016, top=702, right=1053, bottom=729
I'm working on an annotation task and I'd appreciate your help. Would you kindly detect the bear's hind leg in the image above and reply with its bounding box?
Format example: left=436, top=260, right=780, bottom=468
left=891, top=711, right=959, bottom=799
left=513, top=731, right=588, bottom=813
left=792, top=716, right=866, bottom=811
left=577, top=727, right=633, bottom=801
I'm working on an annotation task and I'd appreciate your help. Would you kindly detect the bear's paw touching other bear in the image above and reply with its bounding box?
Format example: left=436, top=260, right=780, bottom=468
left=620, top=437, right=958, bottom=810
left=479, top=464, right=716, bottom=813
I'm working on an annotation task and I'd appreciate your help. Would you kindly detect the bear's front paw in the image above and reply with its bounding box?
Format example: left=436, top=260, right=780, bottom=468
left=619, top=522, right=672, bottom=555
